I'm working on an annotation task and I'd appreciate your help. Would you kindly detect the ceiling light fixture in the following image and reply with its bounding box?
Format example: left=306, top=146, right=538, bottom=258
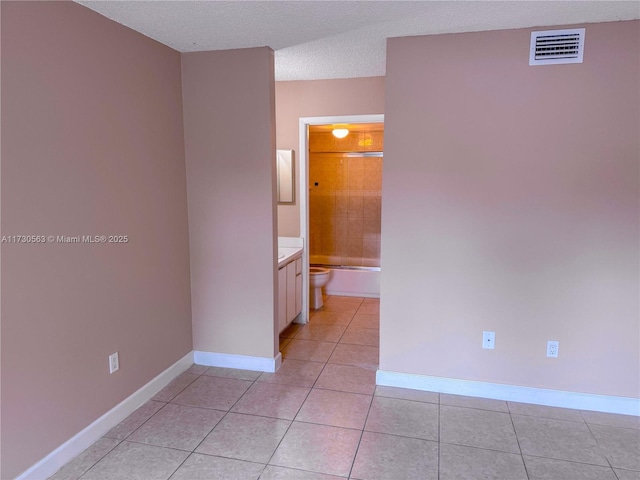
left=332, top=128, right=349, bottom=139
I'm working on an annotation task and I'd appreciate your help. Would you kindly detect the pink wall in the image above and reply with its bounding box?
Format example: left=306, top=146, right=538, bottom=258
left=1, top=2, right=192, bottom=478
left=275, top=77, right=385, bottom=236
left=182, top=48, right=278, bottom=359
left=381, top=21, right=639, bottom=398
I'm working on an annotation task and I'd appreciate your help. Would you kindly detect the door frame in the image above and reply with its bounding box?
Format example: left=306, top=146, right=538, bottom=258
left=297, top=114, right=384, bottom=321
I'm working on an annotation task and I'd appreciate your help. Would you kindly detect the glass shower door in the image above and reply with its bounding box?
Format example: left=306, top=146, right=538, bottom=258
left=309, top=151, right=382, bottom=269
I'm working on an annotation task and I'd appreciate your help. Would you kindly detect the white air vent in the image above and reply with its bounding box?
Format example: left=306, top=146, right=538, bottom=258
left=529, top=28, right=585, bottom=66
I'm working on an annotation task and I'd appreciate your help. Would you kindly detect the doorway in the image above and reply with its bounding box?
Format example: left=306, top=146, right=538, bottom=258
left=298, top=114, right=384, bottom=313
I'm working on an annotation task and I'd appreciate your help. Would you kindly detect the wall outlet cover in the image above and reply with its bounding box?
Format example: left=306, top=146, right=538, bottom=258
left=482, top=331, right=495, bottom=350
left=547, top=341, right=559, bottom=358
left=109, top=352, right=120, bottom=374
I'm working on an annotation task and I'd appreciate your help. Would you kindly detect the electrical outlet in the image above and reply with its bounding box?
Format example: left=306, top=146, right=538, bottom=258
left=547, top=341, right=559, bottom=358
left=109, top=352, right=119, bottom=374
left=482, top=331, right=495, bottom=349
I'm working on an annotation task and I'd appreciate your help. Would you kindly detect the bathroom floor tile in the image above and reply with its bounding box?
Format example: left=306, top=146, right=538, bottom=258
left=50, top=437, right=120, bottom=480
left=374, top=385, right=439, bottom=404
left=231, top=381, right=310, bottom=420
left=349, top=313, right=380, bottom=330
left=152, top=373, right=200, bottom=403
left=257, top=359, right=325, bottom=387
left=351, top=431, right=438, bottom=480
left=324, top=295, right=363, bottom=306
left=440, top=405, right=520, bottom=454
left=314, top=363, right=376, bottom=395
left=440, top=393, right=508, bottom=413
left=295, top=388, right=372, bottom=429
left=260, top=465, right=344, bottom=480
left=356, top=303, right=379, bottom=315
left=439, top=443, right=527, bottom=480
left=588, top=423, right=640, bottom=470
left=294, top=323, right=346, bottom=343
left=103, top=401, right=165, bottom=440
left=316, top=306, right=359, bottom=317
left=170, top=453, right=264, bottom=480
left=523, top=455, right=618, bottom=480
left=365, top=396, right=438, bottom=441
left=202, top=366, right=262, bottom=381
left=269, top=422, right=361, bottom=477
left=308, top=310, right=354, bottom=326
left=171, top=375, right=252, bottom=411
left=282, top=339, right=337, bottom=363
left=339, top=326, right=379, bottom=346
left=80, top=441, right=189, bottom=480
left=126, top=403, right=224, bottom=451
left=196, top=412, right=290, bottom=463
left=328, top=343, right=378, bottom=369
left=316, top=302, right=359, bottom=315
left=512, top=414, right=609, bottom=465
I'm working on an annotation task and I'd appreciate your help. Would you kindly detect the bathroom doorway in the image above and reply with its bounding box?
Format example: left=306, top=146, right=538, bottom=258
left=298, top=114, right=384, bottom=300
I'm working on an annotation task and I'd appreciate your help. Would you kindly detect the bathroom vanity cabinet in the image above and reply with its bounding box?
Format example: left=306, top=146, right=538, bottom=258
left=278, top=254, right=302, bottom=333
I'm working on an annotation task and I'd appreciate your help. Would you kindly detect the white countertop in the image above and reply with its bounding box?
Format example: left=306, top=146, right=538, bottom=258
left=278, top=247, right=302, bottom=268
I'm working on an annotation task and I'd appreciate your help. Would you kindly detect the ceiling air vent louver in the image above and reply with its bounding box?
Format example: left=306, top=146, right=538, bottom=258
left=529, top=28, right=585, bottom=66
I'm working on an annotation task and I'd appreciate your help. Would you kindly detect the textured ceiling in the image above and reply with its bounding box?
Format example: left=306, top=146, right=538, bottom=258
left=77, top=1, right=640, bottom=81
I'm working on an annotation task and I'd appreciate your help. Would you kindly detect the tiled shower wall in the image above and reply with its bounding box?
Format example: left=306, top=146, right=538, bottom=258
left=309, top=130, right=383, bottom=267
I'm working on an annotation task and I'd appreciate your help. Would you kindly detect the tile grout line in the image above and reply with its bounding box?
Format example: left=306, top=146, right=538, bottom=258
left=437, top=394, right=441, bottom=480
left=347, top=382, right=377, bottom=479
left=56, top=438, right=123, bottom=480
left=518, top=451, right=631, bottom=470
left=268, top=295, right=371, bottom=479
left=265, top=296, right=346, bottom=475
left=170, top=386, right=247, bottom=478
left=583, top=419, right=620, bottom=475
left=264, top=304, right=336, bottom=476
left=89, top=368, right=208, bottom=480
left=506, top=405, right=530, bottom=479
left=170, top=368, right=270, bottom=477
left=103, top=397, right=171, bottom=443
left=319, top=295, right=374, bottom=479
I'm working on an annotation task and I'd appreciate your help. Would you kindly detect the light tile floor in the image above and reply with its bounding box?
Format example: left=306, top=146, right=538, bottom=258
left=51, top=295, right=640, bottom=480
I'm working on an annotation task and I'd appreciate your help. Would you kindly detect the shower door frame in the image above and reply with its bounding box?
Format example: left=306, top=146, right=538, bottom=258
left=297, top=114, right=384, bottom=322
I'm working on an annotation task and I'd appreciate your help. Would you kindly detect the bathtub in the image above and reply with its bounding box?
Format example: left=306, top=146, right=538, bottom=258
left=310, top=255, right=380, bottom=298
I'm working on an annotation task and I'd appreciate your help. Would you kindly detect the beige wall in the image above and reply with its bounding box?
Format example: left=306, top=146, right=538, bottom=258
left=275, top=77, right=385, bottom=236
left=1, top=2, right=193, bottom=478
left=381, top=21, right=639, bottom=398
left=182, top=48, right=278, bottom=359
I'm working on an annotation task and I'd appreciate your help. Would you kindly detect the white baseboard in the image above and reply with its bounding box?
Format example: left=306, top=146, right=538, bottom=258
left=17, top=351, right=194, bottom=480
left=193, top=350, right=282, bottom=373
left=376, top=370, right=640, bottom=417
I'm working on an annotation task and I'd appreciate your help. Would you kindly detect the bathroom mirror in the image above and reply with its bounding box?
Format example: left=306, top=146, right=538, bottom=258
left=277, top=149, right=295, bottom=204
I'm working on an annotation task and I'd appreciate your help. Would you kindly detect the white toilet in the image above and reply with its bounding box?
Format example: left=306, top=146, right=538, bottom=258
left=309, top=267, right=331, bottom=309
